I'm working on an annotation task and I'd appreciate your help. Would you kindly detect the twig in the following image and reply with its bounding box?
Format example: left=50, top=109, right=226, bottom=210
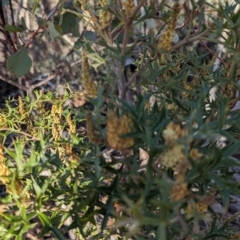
left=0, top=75, right=28, bottom=91
left=172, top=30, right=209, bottom=50
left=122, top=0, right=147, bottom=54
left=0, top=59, right=80, bottom=93
left=65, top=25, right=87, bottom=58
left=12, top=0, right=31, bottom=12
left=227, top=36, right=240, bottom=80
left=117, top=0, right=147, bottom=104
left=180, top=2, right=226, bottom=67
left=30, top=59, right=81, bottom=90
left=127, top=0, right=146, bottom=26
left=176, top=2, right=204, bottom=30
left=122, top=22, right=130, bottom=54
left=0, top=128, right=39, bottom=140
left=24, top=6, right=57, bottom=48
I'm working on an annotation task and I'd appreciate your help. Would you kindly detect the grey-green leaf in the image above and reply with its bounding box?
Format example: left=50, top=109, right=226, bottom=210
left=2, top=0, right=9, bottom=5
left=6, top=47, right=32, bottom=77
left=48, top=22, right=61, bottom=39
left=4, top=24, right=24, bottom=32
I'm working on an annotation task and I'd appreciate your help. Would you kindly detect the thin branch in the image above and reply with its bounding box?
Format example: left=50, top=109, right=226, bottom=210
left=0, top=75, right=29, bottom=91
left=121, top=21, right=130, bottom=54
left=25, top=6, right=57, bottom=48
left=180, top=2, right=226, bottom=67
left=127, top=0, right=146, bottom=26
left=172, top=30, right=209, bottom=50
left=122, top=0, right=147, bottom=54
left=117, top=0, right=147, bottom=104
left=30, top=59, right=81, bottom=90
left=0, top=56, right=80, bottom=93
left=0, top=128, right=39, bottom=140
left=227, top=37, right=240, bottom=80
left=12, top=0, right=31, bottom=12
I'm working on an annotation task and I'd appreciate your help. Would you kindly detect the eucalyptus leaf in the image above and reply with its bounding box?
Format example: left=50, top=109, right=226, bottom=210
left=6, top=47, right=32, bottom=77
left=47, top=22, right=61, bottom=39
left=4, top=24, right=24, bottom=32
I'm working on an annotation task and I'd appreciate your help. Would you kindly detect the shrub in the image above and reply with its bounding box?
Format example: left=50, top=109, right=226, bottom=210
left=1, top=0, right=240, bottom=239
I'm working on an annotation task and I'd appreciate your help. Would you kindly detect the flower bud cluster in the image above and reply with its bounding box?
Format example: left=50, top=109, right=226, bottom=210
left=82, top=52, right=98, bottom=98
left=123, top=0, right=135, bottom=16
left=107, top=111, right=134, bottom=150
left=99, top=0, right=112, bottom=28
left=157, top=3, right=180, bottom=51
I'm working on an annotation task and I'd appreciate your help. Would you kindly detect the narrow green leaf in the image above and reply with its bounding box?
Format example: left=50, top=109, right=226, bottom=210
left=4, top=24, right=24, bottom=32
left=31, top=177, right=42, bottom=199
left=157, top=222, right=167, bottom=240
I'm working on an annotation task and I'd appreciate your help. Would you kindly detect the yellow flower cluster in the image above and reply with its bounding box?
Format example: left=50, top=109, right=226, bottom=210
left=189, top=148, right=203, bottom=160
left=18, top=96, right=36, bottom=135
left=209, top=51, right=219, bottom=66
left=123, top=0, right=135, bottom=16
left=72, top=91, right=87, bottom=108
left=181, top=77, right=200, bottom=99
left=224, top=83, right=236, bottom=107
left=185, top=202, right=208, bottom=216
left=162, top=122, right=203, bottom=201
left=0, top=144, right=10, bottom=184
left=231, top=232, right=240, bottom=240
left=36, top=91, right=46, bottom=116
left=13, top=178, right=26, bottom=198
left=57, top=143, right=77, bottom=164
left=99, top=0, right=112, bottom=28
left=18, top=96, right=25, bottom=116
left=0, top=143, right=28, bottom=198
left=182, top=81, right=194, bottom=99
left=86, top=112, right=105, bottom=144
left=161, top=143, right=188, bottom=171
left=66, top=115, right=76, bottom=135
left=107, top=111, right=134, bottom=151
left=162, top=122, right=187, bottom=145
left=51, top=104, right=61, bottom=141
left=170, top=182, right=189, bottom=201
left=0, top=115, right=7, bottom=127
left=157, top=3, right=180, bottom=51
left=37, top=101, right=45, bottom=116
left=79, top=0, right=88, bottom=9
left=82, top=52, right=98, bottom=98
left=160, top=122, right=202, bottom=172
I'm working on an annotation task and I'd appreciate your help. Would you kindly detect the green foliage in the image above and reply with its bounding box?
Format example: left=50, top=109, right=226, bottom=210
left=6, top=47, right=32, bottom=77
left=1, top=0, right=240, bottom=239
